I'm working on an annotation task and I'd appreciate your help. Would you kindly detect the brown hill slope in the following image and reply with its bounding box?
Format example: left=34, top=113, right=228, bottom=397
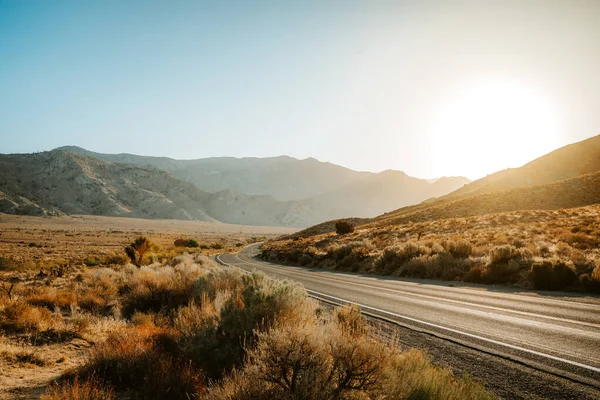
left=374, top=171, right=600, bottom=228
left=446, top=134, right=600, bottom=199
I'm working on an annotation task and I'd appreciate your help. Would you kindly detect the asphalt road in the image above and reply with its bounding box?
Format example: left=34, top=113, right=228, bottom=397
left=218, top=244, right=600, bottom=389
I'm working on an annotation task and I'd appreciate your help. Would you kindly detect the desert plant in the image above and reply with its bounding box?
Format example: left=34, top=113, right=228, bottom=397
left=530, top=260, right=577, bottom=290
left=335, top=221, right=355, bottom=235
left=42, top=376, right=114, bottom=400
left=125, top=236, right=152, bottom=267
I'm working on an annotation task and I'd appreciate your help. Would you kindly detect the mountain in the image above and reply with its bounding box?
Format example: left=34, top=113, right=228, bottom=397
left=375, top=171, right=600, bottom=228
left=56, top=146, right=371, bottom=201
left=0, top=150, right=323, bottom=226
left=445, top=134, right=600, bottom=200
left=46, top=147, right=469, bottom=224
left=283, top=134, right=600, bottom=237
left=312, top=171, right=470, bottom=218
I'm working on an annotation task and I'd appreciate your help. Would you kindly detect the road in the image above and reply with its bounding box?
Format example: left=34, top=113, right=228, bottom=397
left=217, top=244, right=600, bottom=389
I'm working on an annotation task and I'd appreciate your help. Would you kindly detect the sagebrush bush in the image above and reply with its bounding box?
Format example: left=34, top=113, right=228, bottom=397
left=0, top=301, right=57, bottom=333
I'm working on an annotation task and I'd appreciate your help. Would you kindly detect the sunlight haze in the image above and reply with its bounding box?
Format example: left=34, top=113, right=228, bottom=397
left=1, top=0, right=599, bottom=179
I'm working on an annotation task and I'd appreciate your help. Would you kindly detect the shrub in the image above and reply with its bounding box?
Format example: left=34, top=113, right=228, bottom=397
left=120, top=265, right=197, bottom=318
left=174, top=239, right=200, bottom=248
left=580, top=266, right=600, bottom=293
left=374, top=243, right=429, bottom=275
left=78, top=292, right=109, bottom=314
left=335, top=304, right=366, bottom=337
left=0, top=257, right=22, bottom=271
left=489, top=245, right=521, bottom=264
left=0, top=301, right=56, bottom=333
left=209, top=323, right=389, bottom=400
left=76, top=326, right=204, bottom=399
left=335, top=221, right=355, bottom=235
left=125, top=236, right=152, bottom=267
left=211, top=243, right=224, bottom=250
left=28, top=289, right=78, bottom=311
left=42, top=376, right=114, bottom=400
left=530, top=260, right=577, bottom=290
left=186, top=239, right=200, bottom=248
left=445, top=240, right=473, bottom=259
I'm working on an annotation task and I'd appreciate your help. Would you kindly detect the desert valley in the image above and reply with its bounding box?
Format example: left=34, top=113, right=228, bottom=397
left=2, top=1, right=600, bottom=399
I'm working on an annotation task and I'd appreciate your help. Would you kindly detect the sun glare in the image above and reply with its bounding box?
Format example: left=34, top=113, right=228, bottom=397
left=429, top=78, right=561, bottom=179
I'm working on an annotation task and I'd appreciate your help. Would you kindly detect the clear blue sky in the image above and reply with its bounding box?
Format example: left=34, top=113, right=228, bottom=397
left=1, top=0, right=599, bottom=179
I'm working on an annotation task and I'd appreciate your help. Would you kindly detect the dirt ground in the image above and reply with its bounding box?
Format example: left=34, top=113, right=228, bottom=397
left=0, top=214, right=295, bottom=268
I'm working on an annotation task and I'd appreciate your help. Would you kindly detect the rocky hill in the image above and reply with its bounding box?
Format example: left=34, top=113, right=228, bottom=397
left=0, top=150, right=318, bottom=226
left=46, top=147, right=469, bottom=224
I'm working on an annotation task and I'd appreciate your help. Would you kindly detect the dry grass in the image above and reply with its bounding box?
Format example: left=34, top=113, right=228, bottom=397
left=0, top=245, right=495, bottom=399
left=0, top=213, right=293, bottom=271
left=262, top=204, right=600, bottom=292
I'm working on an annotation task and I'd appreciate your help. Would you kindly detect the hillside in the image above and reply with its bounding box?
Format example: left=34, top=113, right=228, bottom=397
left=445, top=134, right=600, bottom=200
left=261, top=136, right=600, bottom=292
left=314, top=171, right=470, bottom=218
left=0, top=150, right=216, bottom=220
left=57, top=146, right=371, bottom=201
left=0, top=150, right=326, bottom=226
left=59, top=146, right=469, bottom=206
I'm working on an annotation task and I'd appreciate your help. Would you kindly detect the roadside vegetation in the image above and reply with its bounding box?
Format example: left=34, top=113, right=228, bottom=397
left=0, top=236, right=493, bottom=399
left=261, top=205, right=600, bottom=293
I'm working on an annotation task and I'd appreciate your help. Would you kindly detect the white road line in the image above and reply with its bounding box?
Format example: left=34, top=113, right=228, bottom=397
left=235, top=254, right=600, bottom=329
left=217, top=253, right=600, bottom=376
left=306, top=290, right=600, bottom=375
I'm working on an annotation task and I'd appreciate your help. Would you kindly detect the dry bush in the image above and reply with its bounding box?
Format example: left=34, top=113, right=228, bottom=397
left=445, top=240, right=474, bottom=259
left=27, top=288, right=78, bottom=311
left=375, top=243, right=430, bottom=275
left=0, top=300, right=57, bottom=333
left=209, top=319, right=491, bottom=400
left=208, top=323, right=390, bottom=400
left=120, top=259, right=207, bottom=318
left=76, top=325, right=204, bottom=399
left=381, top=349, right=493, bottom=400
left=531, top=260, right=578, bottom=290
left=77, top=292, right=109, bottom=315
left=335, top=304, right=366, bottom=337
left=580, top=265, right=600, bottom=293
left=125, top=236, right=153, bottom=267
left=180, top=272, right=314, bottom=379
left=42, top=376, right=114, bottom=400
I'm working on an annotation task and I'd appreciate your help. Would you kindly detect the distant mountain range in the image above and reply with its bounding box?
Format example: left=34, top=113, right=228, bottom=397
left=0, top=147, right=470, bottom=226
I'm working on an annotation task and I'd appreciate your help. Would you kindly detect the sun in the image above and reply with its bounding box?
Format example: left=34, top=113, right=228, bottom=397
left=428, top=77, right=562, bottom=179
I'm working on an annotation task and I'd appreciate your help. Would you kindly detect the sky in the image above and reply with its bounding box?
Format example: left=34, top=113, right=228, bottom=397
left=1, top=0, right=599, bottom=180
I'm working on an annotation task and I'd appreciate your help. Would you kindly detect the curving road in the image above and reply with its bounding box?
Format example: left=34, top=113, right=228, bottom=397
left=217, top=244, right=600, bottom=389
